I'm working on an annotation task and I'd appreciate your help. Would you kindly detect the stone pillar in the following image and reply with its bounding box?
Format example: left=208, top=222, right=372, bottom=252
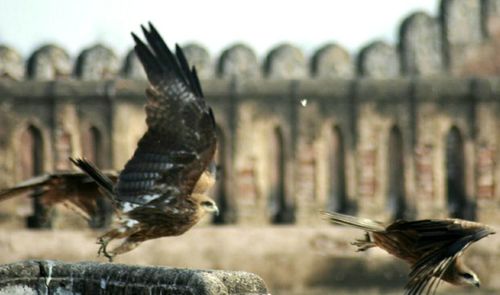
left=52, top=103, right=79, bottom=170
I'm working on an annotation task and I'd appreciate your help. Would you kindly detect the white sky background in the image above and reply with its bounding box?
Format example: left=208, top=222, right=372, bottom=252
left=0, top=0, right=438, bottom=58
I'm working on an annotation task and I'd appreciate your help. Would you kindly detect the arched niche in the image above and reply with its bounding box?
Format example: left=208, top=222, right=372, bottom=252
left=20, top=125, right=51, bottom=228
left=387, top=126, right=407, bottom=219
left=445, top=126, right=471, bottom=219
left=81, top=126, right=104, bottom=167
left=327, top=126, right=348, bottom=213
left=268, top=127, right=294, bottom=224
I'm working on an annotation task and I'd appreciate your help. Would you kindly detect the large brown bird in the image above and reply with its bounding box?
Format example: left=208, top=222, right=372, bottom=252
left=0, top=170, right=118, bottom=227
left=322, top=211, right=495, bottom=295
left=70, top=23, right=219, bottom=261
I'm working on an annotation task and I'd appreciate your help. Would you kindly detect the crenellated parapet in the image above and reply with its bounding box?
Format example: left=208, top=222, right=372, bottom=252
left=2, top=0, right=500, bottom=80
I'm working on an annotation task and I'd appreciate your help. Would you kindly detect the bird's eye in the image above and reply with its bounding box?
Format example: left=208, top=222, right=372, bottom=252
left=201, top=201, right=212, bottom=207
left=461, top=273, right=473, bottom=279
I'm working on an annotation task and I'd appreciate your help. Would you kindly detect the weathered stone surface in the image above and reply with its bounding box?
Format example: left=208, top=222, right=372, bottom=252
left=440, top=0, right=483, bottom=73
left=0, top=260, right=269, bottom=295
left=358, top=41, right=400, bottom=78
left=399, top=11, right=444, bottom=76
left=122, top=49, right=146, bottom=79
left=483, top=0, right=500, bottom=37
left=441, top=0, right=483, bottom=45
left=264, top=43, right=307, bottom=79
left=75, top=44, right=119, bottom=80
left=182, top=43, right=212, bottom=79
left=0, top=46, right=24, bottom=80
left=27, top=45, right=71, bottom=80
left=217, top=43, right=259, bottom=78
left=312, top=43, right=354, bottom=78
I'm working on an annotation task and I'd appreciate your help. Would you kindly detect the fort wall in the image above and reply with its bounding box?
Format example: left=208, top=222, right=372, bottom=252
left=0, top=0, right=499, bottom=226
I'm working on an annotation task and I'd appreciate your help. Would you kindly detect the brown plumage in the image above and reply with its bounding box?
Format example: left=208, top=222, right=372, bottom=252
left=0, top=171, right=118, bottom=227
left=70, top=22, right=218, bottom=261
left=322, top=211, right=495, bottom=295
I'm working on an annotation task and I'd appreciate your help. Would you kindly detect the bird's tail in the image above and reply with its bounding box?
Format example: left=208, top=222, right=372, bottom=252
left=70, top=158, right=116, bottom=202
left=321, top=211, right=385, bottom=232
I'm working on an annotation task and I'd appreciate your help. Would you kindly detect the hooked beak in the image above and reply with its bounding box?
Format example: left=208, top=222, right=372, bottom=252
left=474, top=281, right=481, bottom=288
left=213, top=205, right=220, bottom=216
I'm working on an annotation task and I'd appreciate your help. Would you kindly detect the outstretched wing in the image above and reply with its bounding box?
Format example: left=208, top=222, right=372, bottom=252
left=0, top=174, right=54, bottom=202
left=0, top=171, right=118, bottom=221
left=386, top=219, right=495, bottom=295
left=115, top=23, right=217, bottom=209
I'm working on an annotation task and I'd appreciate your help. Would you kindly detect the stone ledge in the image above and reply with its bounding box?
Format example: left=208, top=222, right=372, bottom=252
left=0, top=260, right=269, bottom=295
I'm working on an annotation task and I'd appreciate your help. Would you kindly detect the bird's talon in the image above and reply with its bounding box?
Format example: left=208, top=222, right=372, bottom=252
left=97, top=237, right=114, bottom=262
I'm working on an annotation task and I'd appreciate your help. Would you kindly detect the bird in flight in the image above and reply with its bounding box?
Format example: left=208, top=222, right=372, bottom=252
left=0, top=170, right=118, bottom=228
left=322, top=211, right=495, bottom=295
left=71, top=23, right=219, bottom=261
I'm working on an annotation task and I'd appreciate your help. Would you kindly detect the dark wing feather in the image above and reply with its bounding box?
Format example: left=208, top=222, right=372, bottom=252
left=115, top=23, right=216, bottom=207
left=387, top=219, right=495, bottom=295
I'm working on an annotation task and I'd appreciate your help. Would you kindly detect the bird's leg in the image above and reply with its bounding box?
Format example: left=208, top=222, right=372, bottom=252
left=352, top=233, right=376, bottom=252
left=97, top=237, right=114, bottom=262
left=96, top=227, right=131, bottom=262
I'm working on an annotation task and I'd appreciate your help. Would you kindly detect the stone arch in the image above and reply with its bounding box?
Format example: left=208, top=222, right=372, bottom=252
left=19, top=125, right=44, bottom=179
left=20, top=125, right=51, bottom=228
left=445, top=126, right=471, bottom=218
left=268, top=126, right=294, bottom=224
left=212, top=126, right=236, bottom=224
left=327, top=126, right=348, bottom=213
left=387, top=125, right=407, bottom=219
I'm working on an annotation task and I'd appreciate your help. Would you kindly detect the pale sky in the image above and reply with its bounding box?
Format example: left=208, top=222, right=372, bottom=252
left=0, top=0, right=439, bottom=58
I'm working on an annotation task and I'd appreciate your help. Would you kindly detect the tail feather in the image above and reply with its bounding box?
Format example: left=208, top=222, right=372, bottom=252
left=70, top=158, right=115, bottom=201
left=321, top=211, right=385, bottom=232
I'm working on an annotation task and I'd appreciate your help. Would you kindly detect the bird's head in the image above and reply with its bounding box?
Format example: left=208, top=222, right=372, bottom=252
left=445, top=258, right=481, bottom=288
left=198, top=196, right=219, bottom=216
left=456, top=271, right=480, bottom=288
